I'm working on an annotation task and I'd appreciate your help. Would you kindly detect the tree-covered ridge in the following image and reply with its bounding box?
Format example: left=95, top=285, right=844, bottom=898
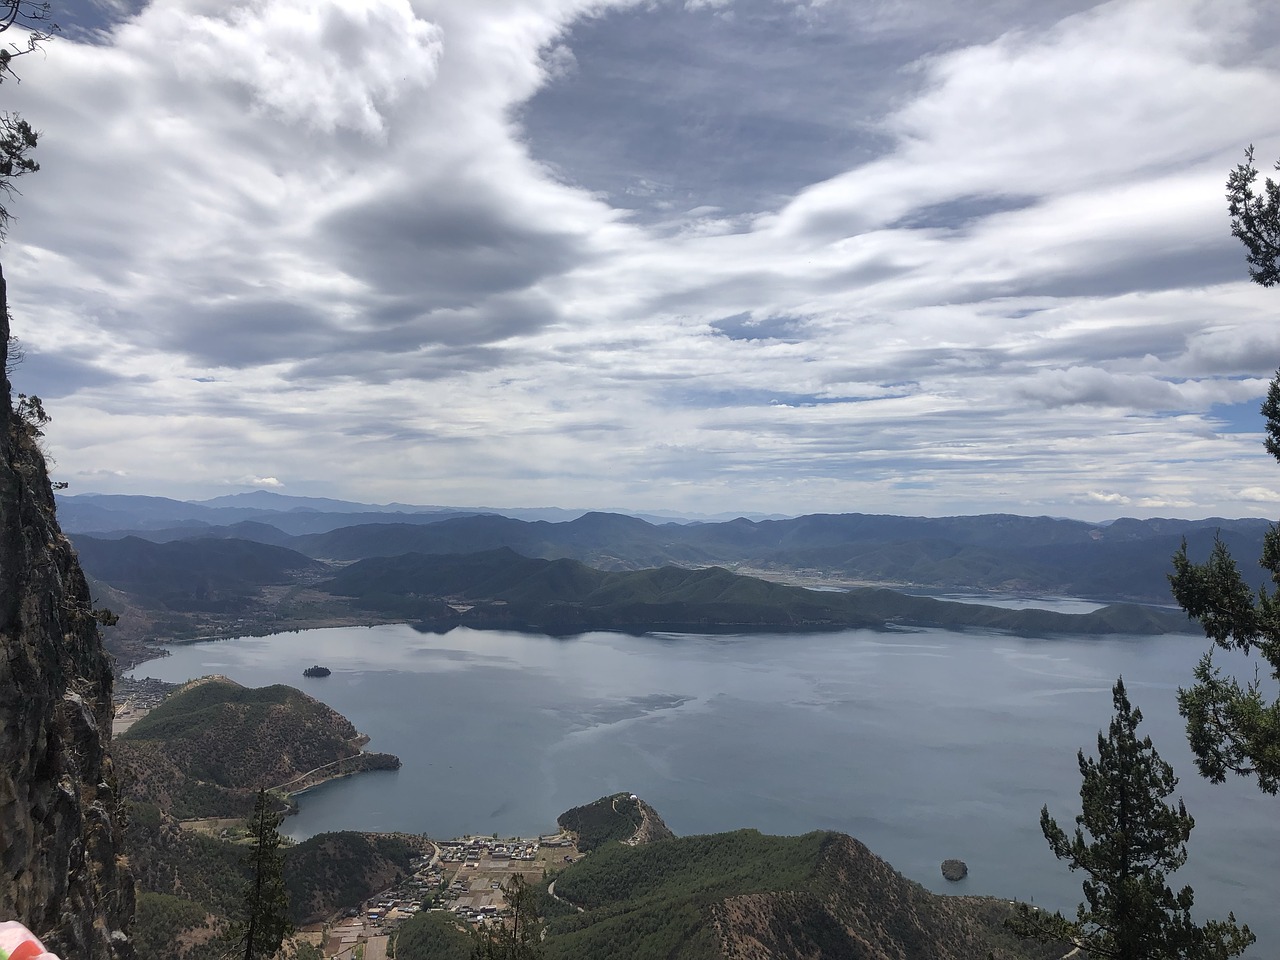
left=72, top=534, right=322, bottom=611
left=845, top=588, right=1195, bottom=635
left=126, top=800, right=422, bottom=960
left=324, top=548, right=1197, bottom=636
left=542, top=829, right=1061, bottom=960
left=114, top=677, right=399, bottom=818
left=284, top=832, right=425, bottom=925
left=394, top=911, right=473, bottom=960
left=556, top=793, right=672, bottom=852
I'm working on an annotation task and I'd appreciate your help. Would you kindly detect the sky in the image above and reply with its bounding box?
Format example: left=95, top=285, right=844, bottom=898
left=4, top=0, right=1280, bottom=519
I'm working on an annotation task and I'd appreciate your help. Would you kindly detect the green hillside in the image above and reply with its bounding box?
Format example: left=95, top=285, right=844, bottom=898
left=324, top=548, right=1198, bottom=636
left=542, top=829, right=1061, bottom=960
left=72, top=535, right=323, bottom=611
left=284, top=832, right=422, bottom=925
left=394, top=911, right=474, bottom=960
left=556, top=793, right=676, bottom=852
left=126, top=804, right=423, bottom=958
left=115, top=677, right=399, bottom=818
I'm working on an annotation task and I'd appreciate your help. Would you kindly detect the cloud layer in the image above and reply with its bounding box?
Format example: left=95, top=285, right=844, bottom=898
left=6, top=0, right=1280, bottom=518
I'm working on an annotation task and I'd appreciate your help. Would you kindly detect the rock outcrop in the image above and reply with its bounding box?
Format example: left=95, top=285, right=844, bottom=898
left=942, top=859, right=969, bottom=881
left=0, top=269, right=134, bottom=958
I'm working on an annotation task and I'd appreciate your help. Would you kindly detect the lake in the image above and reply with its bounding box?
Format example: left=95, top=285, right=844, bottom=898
left=129, top=623, right=1278, bottom=953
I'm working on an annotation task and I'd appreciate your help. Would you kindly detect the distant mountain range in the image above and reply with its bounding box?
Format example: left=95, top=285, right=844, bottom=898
left=63, top=491, right=1277, bottom=604
left=56, top=491, right=777, bottom=534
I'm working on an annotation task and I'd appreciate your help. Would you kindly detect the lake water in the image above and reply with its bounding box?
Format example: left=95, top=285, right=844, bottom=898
left=129, top=624, right=1278, bottom=953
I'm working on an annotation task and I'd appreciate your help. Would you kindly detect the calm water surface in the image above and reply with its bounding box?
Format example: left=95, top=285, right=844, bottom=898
left=130, top=624, right=1277, bottom=953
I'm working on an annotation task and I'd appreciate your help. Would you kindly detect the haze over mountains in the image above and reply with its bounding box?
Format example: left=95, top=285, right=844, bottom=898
left=56, top=491, right=779, bottom=535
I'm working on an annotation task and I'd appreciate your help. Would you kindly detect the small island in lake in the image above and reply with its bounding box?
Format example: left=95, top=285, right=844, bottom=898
left=303, top=664, right=331, bottom=678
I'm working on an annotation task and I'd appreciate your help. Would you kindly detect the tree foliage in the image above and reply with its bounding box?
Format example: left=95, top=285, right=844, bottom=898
left=234, top=788, right=293, bottom=960
left=0, top=1, right=53, bottom=240
left=471, top=874, right=544, bottom=960
left=395, top=912, right=474, bottom=960
left=1169, top=533, right=1280, bottom=793
left=1168, top=147, right=1280, bottom=794
left=1227, top=146, right=1280, bottom=288
left=1007, top=679, right=1253, bottom=960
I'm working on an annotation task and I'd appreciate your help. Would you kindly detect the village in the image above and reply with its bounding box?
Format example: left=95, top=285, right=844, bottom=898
left=302, top=833, right=582, bottom=959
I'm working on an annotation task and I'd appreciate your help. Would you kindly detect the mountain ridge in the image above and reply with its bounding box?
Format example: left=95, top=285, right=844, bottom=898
left=323, top=547, right=1198, bottom=636
left=66, top=502, right=1276, bottom=603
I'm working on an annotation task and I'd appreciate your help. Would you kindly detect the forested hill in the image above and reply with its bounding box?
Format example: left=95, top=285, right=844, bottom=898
left=322, top=548, right=1198, bottom=636
left=113, top=676, right=399, bottom=819
left=557, top=793, right=675, bottom=851
left=69, top=504, right=1276, bottom=603
left=73, top=534, right=322, bottom=610
left=534, top=828, right=1063, bottom=960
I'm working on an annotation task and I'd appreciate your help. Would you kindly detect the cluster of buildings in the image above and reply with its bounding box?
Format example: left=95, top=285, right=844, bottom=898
left=111, top=675, right=174, bottom=735
left=371, top=853, right=444, bottom=923
left=436, top=835, right=548, bottom=863
left=316, top=854, right=444, bottom=956
left=310, top=834, right=583, bottom=956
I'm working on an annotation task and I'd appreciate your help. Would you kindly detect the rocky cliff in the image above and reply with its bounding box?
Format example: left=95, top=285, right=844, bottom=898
left=0, top=269, right=134, bottom=957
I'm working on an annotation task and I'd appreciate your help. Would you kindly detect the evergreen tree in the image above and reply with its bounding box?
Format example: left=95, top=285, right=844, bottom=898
left=1226, top=146, right=1280, bottom=288
left=1168, top=147, right=1280, bottom=794
left=1007, top=679, right=1253, bottom=960
left=0, top=1, right=54, bottom=240
left=235, top=788, right=292, bottom=960
left=470, top=874, right=544, bottom=960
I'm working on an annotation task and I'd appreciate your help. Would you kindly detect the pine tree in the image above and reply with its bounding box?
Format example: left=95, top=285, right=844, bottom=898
left=1167, top=147, right=1280, bottom=794
left=1226, top=146, right=1280, bottom=288
left=470, top=874, right=543, bottom=960
left=1007, top=679, right=1253, bottom=960
left=0, top=2, right=54, bottom=241
left=236, top=788, right=293, bottom=960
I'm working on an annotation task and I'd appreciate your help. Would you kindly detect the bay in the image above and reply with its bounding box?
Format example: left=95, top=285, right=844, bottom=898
left=129, top=623, right=1277, bottom=953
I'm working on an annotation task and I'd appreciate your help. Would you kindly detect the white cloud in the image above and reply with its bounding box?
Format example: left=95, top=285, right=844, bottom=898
left=154, top=0, right=445, bottom=136
left=1084, top=491, right=1132, bottom=505
left=1236, top=486, right=1280, bottom=503
left=8, top=0, right=1280, bottom=519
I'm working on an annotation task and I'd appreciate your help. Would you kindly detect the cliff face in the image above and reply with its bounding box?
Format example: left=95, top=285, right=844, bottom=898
left=0, top=270, right=134, bottom=957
